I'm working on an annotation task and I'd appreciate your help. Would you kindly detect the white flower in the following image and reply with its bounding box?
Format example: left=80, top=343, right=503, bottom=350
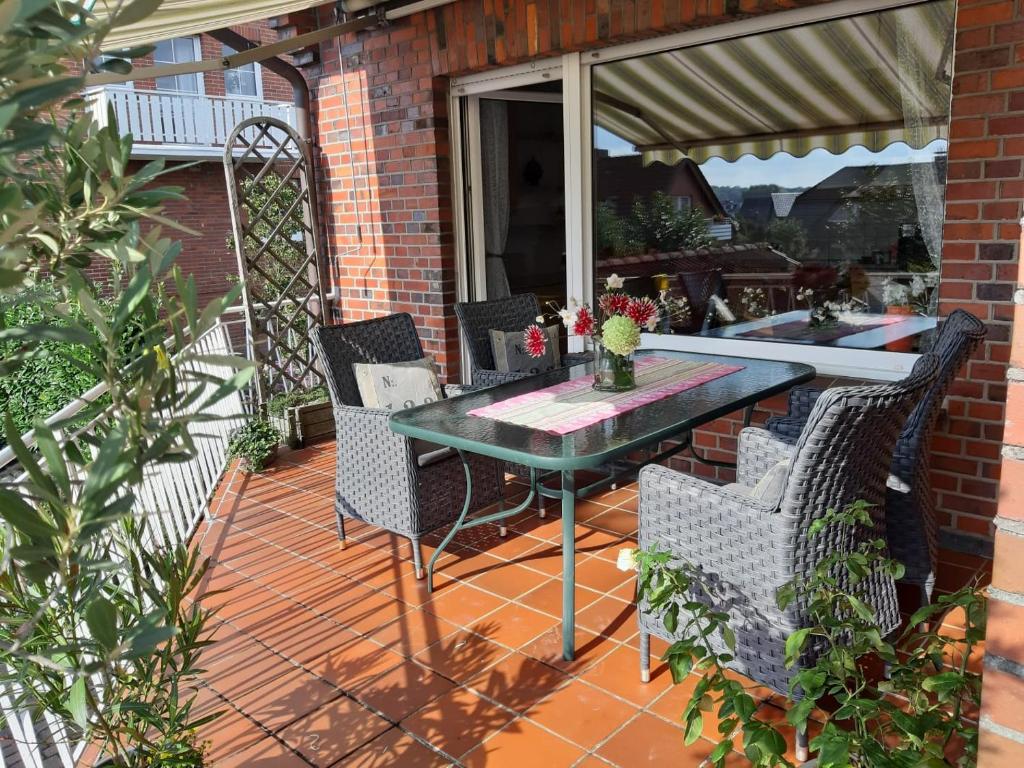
left=616, top=548, right=638, bottom=572
left=535, top=315, right=545, bottom=324
left=646, top=317, right=658, bottom=332
left=558, top=308, right=576, bottom=328
left=606, top=273, right=624, bottom=290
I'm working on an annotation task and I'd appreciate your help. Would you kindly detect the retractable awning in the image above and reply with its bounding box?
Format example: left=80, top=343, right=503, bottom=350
left=593, top=0, right=954, bottom=165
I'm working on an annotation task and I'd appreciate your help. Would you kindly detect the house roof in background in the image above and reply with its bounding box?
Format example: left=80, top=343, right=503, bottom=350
left=592, top=0, right=953, bottom=165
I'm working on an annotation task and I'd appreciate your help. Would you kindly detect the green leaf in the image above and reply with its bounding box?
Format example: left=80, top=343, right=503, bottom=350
left=784, top=628, right=811, bottom=668
left=0, top=488, right=58, bottom=539
left=66, top=677, right=88, bottom=730
left=85, top=598, right=119, bottom=652
left=921, top=671, right=962, bottom=697
left=684, top=711, right=703, bottom=746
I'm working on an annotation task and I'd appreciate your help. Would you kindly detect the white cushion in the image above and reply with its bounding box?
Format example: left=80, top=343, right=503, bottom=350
left=723, top=459, right=790, bottom=505
left=489, top=325, right=562, bottom=374
left=353, top=356, right=443, bottom=411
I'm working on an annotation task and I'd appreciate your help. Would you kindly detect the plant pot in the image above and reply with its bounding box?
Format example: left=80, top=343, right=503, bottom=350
left=593, top=346, right=636, bottom=392
left=241, top=443, right=278, bottom=473
left=885, top=304, right=915, bottom=352
left=269, top=401, right=334, bottom=448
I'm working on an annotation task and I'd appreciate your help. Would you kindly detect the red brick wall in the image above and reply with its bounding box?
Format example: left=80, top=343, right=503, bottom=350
left=82, top=161, right=238, bottom=305
left=290, top=0, right=1019, bottom=576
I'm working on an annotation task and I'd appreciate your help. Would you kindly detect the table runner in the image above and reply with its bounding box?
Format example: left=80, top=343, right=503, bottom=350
left=737, top=315, right=904, bottom=343
left=467, top=356, right=745, bottom=435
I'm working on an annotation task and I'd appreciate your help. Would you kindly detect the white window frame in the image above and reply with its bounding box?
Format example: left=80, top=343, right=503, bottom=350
left=153, top=36, right=205, bottom=95
left=449, top=0, right=944, bottom=381
left=222, top=43, right=265, bottom=100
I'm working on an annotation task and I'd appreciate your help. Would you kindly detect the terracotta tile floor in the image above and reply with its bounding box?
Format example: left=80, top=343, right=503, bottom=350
left=192, top=441, right=974, bottom=766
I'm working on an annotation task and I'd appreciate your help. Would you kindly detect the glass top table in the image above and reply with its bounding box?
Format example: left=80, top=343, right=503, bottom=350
left=389, top=349, right=816, bottom=660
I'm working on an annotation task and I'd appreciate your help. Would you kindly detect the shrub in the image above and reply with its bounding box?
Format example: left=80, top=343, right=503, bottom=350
left=228, top=418, right=281, bottom=472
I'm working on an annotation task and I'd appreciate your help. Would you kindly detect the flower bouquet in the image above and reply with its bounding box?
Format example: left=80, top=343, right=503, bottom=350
left=523, top=274, right=690, bottom=392
left=792, top=264, right=858, bottom=329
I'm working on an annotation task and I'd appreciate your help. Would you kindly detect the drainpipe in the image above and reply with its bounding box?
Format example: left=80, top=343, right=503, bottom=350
left=207, top=27, right=313, bottom=143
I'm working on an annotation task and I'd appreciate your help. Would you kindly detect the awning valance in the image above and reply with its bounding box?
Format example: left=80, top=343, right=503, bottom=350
left=593, top=0, right=954, bottom=164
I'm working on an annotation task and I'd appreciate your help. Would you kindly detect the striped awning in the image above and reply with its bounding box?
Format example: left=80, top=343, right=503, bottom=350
left=593, top=0, right=954, bottom=164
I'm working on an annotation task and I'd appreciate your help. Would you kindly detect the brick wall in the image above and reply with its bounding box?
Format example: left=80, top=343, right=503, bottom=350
left=288, top=0, right=1020, bottom=580
left=83, top=161, right=239, bottom=305
left=979, top=203, right=1024, bottom=766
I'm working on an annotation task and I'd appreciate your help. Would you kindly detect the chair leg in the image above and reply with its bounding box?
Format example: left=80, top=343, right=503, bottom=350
left=796, top=726, right=809, bottom=763
left=412, top=538, right=425, bottom=580
left=639, top=631, right=651, bottom=683
left=537, top=492, right=546, bottom=519
left=337, top=514, right=347, bottom=550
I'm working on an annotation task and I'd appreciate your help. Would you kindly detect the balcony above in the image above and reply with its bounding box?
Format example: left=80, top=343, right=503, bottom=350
left=86, top=86, right=298, bottom=160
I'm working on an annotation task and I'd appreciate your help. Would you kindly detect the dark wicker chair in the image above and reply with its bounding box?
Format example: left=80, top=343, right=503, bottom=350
left=765, top=309, right=986, bottom=601
left=677, top=268, right=726, bottom=334
left=454, top=293, right=592, bottom=388
left=637, top=354, right=939, bottom=760
left=312, top=313, right=503, bottom=578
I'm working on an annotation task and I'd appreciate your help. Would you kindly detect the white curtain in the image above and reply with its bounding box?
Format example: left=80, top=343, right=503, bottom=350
left=480, top=100, right=510, bottom=259
left=896, top=14, right=948, bottom=274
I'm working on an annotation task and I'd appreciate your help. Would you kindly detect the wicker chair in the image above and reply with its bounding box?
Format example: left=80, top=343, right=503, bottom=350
left=454, top=293, right=592, bottom=388
left=765, top=309, right=986, bottom=601
left=637, top=354, right=939, bottom=758
left=312, top=313, right=503, bottom=578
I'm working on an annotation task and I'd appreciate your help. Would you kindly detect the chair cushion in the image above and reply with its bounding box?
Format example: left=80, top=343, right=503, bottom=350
left=489, top=325, right=561, bottom=374
left=723, top=459, right=790, bottom=505
left=353, top=356, right=443, bottom=411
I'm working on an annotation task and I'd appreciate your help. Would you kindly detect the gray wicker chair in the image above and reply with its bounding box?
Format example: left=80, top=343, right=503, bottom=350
left=312, top=313, right=503, bottom=578
left=454, top=293, right=592, bottom=388
left=765, top=309, right=986, bottom=601
left=637, top=354, right=939, bottom=758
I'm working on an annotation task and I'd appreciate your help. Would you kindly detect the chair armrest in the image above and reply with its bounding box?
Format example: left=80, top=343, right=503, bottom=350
left=473, top=369, right=534, bottom=387
left=764, top=387, right=824, bottom=440
left=444, top=383, right=479, bottom=398
left=736, top=427, right=797, bottom=488
left=638, top=464, right=783, bottom=578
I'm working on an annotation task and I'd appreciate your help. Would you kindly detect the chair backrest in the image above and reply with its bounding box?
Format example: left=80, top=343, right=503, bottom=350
left=677, top=269, right=725, bottom=332
left=312, top=313, right=425, bottom=407
left=778, top=353, right=939, bottom=630
left=453, top=293, right=542, bottom=373
left=782, top=354, right=939, bottom=519
left=893, top=309, right=986, bottom=481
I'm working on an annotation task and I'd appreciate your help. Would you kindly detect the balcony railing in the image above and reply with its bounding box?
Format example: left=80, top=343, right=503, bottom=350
left=0, top=319, right=247, bottom=768
left=86, top=87, right=298, bottom=158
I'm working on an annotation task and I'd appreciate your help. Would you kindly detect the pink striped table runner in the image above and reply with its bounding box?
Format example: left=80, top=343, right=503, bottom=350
left=467, top=356, right=745, bottom=435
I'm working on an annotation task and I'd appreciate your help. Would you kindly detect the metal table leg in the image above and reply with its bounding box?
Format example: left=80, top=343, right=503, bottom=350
left=561, top=469, right=576, bottom=661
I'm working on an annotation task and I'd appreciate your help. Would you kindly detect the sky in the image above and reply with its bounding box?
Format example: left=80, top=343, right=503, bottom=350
left=594, top=127, right=947, bottom=189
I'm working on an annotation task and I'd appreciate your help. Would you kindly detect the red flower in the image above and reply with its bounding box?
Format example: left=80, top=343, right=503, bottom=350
left=573, top=305, right=595, bottom=337
left=598, top=293, right=630, bottom=317
left=523, top=324, right=548, bottom=358
left=625, top=297, right=658, bottom=329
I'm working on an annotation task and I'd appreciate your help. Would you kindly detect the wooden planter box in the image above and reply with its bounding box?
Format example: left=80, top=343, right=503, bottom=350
left=271, top=401, right=335, bottom=448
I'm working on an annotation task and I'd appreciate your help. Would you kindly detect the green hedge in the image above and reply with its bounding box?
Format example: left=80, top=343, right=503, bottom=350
left=0, top=285, right=103, bottom=444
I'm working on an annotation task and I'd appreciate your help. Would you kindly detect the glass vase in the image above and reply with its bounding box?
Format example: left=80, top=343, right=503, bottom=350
left=593, top=345, right=637, bottom=392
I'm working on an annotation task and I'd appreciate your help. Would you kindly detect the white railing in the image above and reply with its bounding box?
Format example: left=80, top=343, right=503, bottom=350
left=85, top=87, right=298, bottom=156
left=0, top=320, right=248, bottom=768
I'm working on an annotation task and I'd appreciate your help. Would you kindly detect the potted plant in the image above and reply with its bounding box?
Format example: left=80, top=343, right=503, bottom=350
left=883, top=275, right=937, bottom=352
left=631, top=501, right=984, bottom=767
left=228, top=418, right=281, bottom=472
left=266, top=386, right=333, bottom=448
left=523, top=273, right=690, bottom=392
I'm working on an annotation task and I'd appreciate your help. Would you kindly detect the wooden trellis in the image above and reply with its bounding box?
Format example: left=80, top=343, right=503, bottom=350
left=223, top=116, right=328, bottom=406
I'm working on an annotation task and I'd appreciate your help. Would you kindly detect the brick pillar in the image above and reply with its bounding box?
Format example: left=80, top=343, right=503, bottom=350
left=980, top=220, right=1024, bottom=764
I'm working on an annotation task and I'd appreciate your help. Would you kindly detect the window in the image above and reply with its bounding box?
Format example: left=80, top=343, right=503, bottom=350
left=153, top=37, right=202, bottom=93
left=590, top=0, right=954, bottom=356
left=223, top=45, right=260, bottom=98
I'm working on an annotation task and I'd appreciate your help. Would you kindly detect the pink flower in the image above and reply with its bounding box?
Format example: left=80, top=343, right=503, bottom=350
left=523, top=324, right=548, bottom=358
left=598, top=293, right=630, bottom=317
left=573, top=305, right=595, bottom=337
left=625, top=296, right=658, bottom=329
